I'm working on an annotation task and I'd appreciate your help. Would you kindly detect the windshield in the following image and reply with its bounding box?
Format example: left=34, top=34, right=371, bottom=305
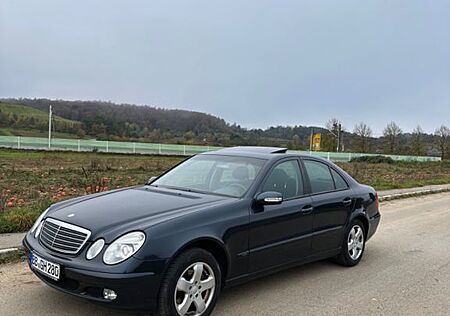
left=151, top=155, right=266, bottom=197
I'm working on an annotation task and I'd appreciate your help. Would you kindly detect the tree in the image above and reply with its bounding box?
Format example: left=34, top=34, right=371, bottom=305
left=325, top=118, right=344, bottom=152
left=353, top=122, right=372, bottom=153
left=0, top=109, right=7, bottom=124
left=76, top=128, right=86, bottom=138
left=288, top=134, right=303, bottom=150
left=184, top=131, right=196, bottom=143
left=411, top=125, right=425, bottom=156
left=383, top=122, right=402, bottom=154
left=435, top=125, right=450, bottom=160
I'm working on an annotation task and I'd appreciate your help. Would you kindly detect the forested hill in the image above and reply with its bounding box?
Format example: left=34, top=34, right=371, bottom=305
left=3, top=98, right=230, bottom=135
left=1, top=98, right=326, bottom=148
left=1, top=98, right=445, bottom=157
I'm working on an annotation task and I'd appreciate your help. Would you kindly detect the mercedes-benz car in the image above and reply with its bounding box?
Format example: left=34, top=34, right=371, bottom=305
left=23, top=146, right=380, bottom=316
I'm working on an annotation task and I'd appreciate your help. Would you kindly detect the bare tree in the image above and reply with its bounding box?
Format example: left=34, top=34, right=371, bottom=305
left=326, top=118, right=341, bottom=133
left=411, top=125, right=425, bottom=156
left=383, top=121, right=402, bottom=154
left=325, top=118, right=344, bottom=152
left=353, top=122, right=372, bottom=153
left=435, top=125, right=450, bottom=160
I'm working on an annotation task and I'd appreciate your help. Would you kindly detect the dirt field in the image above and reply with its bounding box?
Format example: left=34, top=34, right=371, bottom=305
left=1, top=149, right=449, bottom=233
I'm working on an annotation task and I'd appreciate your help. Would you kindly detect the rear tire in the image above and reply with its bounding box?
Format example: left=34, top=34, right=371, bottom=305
left=156, top=248, right=221, bottom=316
left=335, top=219, right=366, bottom=267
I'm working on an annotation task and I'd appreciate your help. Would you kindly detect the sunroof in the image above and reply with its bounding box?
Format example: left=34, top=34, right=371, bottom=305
left=213, top=146, right=288, bottom=154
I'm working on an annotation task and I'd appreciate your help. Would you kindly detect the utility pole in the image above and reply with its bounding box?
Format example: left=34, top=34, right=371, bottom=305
left=48, top=105, right=52, bottom=149
left=327, top=121, right=343, bottom=152
left=337, top=123, right=341, bottom=152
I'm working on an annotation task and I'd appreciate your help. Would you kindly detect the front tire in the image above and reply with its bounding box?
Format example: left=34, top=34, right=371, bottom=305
left=335, top=219, right=366, bottom=267
left=157, top=248, right=222, bottom=316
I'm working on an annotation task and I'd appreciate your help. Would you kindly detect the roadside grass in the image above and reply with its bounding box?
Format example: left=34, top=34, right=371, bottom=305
left=0, top=200, right=52, bottom=233
left=0, top=149, right=449, bottom=234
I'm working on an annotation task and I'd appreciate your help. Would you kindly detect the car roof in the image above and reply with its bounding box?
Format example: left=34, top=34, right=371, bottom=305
left=200, top=146, right=316, bottom=160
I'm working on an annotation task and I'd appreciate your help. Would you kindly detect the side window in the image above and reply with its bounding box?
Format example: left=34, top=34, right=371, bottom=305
left=303, top=160, right=335, bottom=193
left=330, top=168, right=348, bottom=190
left=262, top=160, right=304, bottom=199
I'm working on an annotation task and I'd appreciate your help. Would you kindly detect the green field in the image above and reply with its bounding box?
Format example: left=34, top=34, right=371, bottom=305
left=0, top=102, right=78, bottom=124
left=0, top=102, right=81, bottom=137
left=1, top=149, right=449, bottom=233
left=0, top=128, right=80, bottom=139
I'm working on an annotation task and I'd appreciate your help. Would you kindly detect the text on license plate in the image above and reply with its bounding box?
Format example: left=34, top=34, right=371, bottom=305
left=30, top=252, right=60, bottom=281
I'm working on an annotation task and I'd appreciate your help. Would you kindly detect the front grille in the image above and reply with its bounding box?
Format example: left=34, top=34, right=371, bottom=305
left=39, top=218, right=91, bottom=254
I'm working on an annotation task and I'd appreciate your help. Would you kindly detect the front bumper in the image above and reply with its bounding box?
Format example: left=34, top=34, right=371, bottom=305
left=23, top=235, right=163, bottom=310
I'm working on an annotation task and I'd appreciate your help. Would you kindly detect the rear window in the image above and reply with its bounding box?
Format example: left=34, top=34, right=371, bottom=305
left=303, top=160, right=335, bottom=193
left=331, top=168, right=348, bottom=190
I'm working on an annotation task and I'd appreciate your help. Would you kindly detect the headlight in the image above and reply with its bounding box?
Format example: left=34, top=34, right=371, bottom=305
left=103, top=232, right=145, bottom=265
left=86, top=239, right=105, bottom=260
left=30, top=208, right=50, bottom=237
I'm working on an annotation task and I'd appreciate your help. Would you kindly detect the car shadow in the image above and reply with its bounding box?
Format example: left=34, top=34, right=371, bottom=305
left=25, top=246, right=386, bottom=315
left=215, top=246, right=386, bottom=315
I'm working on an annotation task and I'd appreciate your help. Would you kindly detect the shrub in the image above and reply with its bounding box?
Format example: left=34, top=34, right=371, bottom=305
left=4, top=208, right=40, bottom=232
left=351, top=155, right=394, bottom=164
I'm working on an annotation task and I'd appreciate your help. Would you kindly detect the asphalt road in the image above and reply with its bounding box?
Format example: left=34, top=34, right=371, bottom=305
left=1, top=192, right=450, bottom=316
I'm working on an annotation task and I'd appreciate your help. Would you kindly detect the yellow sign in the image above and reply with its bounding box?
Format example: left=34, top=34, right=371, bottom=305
left=312, top=133, right=321, bottom=151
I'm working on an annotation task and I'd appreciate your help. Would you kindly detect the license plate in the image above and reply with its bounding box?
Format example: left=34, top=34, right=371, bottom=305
left=29, top=252, right=60, bottom=281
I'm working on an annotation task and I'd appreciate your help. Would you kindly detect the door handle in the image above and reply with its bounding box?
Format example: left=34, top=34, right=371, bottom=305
left=342, top=197, right=352, bottom=206
left=300, top=205, right=314, bottom=214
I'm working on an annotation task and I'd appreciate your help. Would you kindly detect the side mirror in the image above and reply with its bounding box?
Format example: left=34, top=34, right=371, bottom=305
left=147, top=176, right=158, bottom=184
left=255, top=191, right=283, bottom=205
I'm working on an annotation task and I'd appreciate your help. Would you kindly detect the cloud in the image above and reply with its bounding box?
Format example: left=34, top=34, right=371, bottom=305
left=1, top=0, right=449, bottom=134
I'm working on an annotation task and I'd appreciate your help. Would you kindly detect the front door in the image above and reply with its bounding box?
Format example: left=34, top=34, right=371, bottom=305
left=249, top=159, right=314, bottom=273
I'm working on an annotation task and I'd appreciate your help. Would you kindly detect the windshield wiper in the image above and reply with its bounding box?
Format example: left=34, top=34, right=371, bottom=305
left=157, top=185, right=198, bottom=193
left=153, top=185, right=236, bottom=198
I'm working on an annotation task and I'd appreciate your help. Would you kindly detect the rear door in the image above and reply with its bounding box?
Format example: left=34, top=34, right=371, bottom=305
left=249, top=159, right=314, bottom=272
left=301, top=159, right=353, bottom=253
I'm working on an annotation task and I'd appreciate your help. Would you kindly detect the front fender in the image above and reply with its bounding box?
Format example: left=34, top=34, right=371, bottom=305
left=135, top=200, right=250, bottom=280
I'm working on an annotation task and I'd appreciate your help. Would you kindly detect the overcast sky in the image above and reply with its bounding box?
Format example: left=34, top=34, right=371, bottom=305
left=1, top=0, right=449, bottom=135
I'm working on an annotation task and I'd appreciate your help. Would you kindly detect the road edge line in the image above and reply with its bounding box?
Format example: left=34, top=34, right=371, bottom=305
left=0, top=246, right=26, bottom=264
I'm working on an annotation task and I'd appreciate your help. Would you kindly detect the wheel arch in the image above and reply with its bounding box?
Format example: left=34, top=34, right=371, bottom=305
left=166, top=237, right=230, bottom=285
left=351, top=213, right=369, bottom=238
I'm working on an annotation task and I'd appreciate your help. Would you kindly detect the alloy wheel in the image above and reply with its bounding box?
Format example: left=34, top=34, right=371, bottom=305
left=174, top=262, right=216, bottom=316
left=347, top=225, right=364, bottom=260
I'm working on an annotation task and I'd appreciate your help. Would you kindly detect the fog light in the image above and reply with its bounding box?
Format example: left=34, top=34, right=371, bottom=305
left=103, top=288, right=117, bottom=300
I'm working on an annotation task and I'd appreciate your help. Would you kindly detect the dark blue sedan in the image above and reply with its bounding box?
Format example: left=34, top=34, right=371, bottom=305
left=24, top=146, right=380, bottom=316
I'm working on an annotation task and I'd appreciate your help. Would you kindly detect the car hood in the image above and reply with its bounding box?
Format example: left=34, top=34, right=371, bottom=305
left=46, top=186, right=231, bottom=238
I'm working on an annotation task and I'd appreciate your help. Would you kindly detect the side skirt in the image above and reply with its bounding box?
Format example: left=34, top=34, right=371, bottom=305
left=224, top=248, right=341, bottom=288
